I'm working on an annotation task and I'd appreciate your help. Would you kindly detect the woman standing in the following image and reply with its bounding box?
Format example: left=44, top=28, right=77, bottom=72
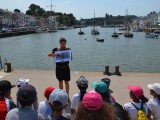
left=48, top=37, right=71, bottom=96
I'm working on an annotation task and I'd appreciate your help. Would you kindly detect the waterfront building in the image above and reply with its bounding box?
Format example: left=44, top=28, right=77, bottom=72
left=0, top=9, right=13, bottom=29
left=14, top=12, right=36, bottom=27
left=147, top=11, right=158, bottom=25
left=0, top=9, right=36, bottom=29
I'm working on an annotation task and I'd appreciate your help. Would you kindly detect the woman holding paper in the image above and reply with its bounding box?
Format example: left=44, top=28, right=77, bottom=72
left=48, top=37, right=71, bottom=96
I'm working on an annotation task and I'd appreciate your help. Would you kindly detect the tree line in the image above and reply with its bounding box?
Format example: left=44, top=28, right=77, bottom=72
left=83, top=13, right=137, bottom=26
left=14, top=4, right=76, bottom=26
left=14, top=4, right=137, bottom=26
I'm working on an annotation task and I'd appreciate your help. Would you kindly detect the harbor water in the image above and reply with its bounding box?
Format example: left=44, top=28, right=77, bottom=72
left=0, top=27, right=160, bottom=72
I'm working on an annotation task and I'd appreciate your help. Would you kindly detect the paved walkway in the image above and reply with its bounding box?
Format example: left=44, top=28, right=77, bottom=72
left=0, top=70, right=10, bottom=78
left=0, top=70, right=160, bottom=106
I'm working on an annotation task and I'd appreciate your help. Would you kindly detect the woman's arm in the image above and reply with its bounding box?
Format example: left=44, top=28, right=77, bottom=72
left=48, top=52, right=57, bottom=57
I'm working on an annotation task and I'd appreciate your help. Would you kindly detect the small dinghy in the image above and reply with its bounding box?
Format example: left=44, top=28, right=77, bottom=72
left=96, top=38, right=104, bottom=42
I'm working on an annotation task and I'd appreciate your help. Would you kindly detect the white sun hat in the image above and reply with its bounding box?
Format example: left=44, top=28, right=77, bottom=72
left=16, top=78, right=30, bottom=88
left=148, top=83, right=160, bottom=95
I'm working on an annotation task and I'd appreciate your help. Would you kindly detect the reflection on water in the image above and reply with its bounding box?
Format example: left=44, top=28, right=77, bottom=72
left=0, top=27, right=160, bottom=72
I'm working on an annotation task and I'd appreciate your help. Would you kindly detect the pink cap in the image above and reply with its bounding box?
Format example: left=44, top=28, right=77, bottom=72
left=128, top=86, right=144, bottom=99
left=82, top=90, right=103, bottom=111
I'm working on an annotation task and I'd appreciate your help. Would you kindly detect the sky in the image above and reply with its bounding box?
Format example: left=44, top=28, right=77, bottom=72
left=0, top=0, right=160, bottom=19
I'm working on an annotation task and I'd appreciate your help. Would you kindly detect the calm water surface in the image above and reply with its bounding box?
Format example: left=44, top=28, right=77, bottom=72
left=0, top=27, right=160, bottom=72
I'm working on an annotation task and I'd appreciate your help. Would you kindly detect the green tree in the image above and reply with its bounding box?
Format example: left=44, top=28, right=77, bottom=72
left=14, top=9, right=20, bottom=13
left=26, top=4, right=45, bottom=16
left=67, top=13, right=76, bottom=25
left=25, top=4, right=77, bottom=26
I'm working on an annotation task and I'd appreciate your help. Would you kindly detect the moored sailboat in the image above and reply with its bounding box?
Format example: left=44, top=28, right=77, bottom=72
left=91, top=9, right=100, bottom=35
left=112, top=24, right=119, bottom=38
left=78, top=18, right=85, bottom=35
left=124, top=9, right=134, bottom=38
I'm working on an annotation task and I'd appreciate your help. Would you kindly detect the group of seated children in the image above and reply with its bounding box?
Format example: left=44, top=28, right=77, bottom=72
left=0, top=77, right=160, bottom=120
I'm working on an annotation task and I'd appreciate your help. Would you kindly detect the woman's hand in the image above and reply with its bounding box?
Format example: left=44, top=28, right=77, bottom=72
left=57, top=54, right=64, bottom=58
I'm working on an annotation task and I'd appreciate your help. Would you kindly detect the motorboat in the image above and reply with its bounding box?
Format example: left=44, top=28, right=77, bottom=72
left=117, top=32, right=123, bottom=35
left=78, top=31, right=85, bottom=35
left=124, top=32, right=133, bottom=38
left=47, top=28, right=57, bottom=33
left=119, top=27, right=126, bottom=31
left=154, top=30, right=160, bottom=34
left=96, top=38, right=104, bottom=42
left=145, top=33, right=159, bottom=39
left=35, top=26, right=47, bottom=33
left=58, top=26, right=68, bottom=30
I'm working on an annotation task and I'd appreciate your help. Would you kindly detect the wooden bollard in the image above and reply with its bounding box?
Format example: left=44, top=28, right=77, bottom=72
left=4, top=59, right=12, bottom=73
left=115, top=65, right=121, bottom=76
left=104, top=65, right=110, bottom=75
left=4, top=62, right=12, bottom=73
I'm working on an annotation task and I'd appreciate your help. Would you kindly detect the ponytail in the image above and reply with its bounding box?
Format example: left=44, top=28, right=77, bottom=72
left=78, top=86, right=88, bottom=101
left=80, top=90, right=86, bottom=101
left=139, top=95, right=148, bottom=103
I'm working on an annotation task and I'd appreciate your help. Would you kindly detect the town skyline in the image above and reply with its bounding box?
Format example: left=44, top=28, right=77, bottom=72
left=1, top=0, right=160, bottom=19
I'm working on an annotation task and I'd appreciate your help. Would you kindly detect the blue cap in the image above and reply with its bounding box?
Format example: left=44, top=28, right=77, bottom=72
left=92, top=82, right=112, bottom=93
left=49, top=89, right=68, bottom=107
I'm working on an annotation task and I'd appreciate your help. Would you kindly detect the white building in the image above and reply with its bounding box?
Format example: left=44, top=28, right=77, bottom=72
left=15, top=12, right=36, bottom=26
left=0, top=9, right=13, bottom=28
left=0, top=9, right=36, bottom=29
left=147, top=11, right=158, bottom=24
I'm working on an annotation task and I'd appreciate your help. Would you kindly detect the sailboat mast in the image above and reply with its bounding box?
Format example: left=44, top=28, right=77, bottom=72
left=113, top=18, right=115, bottom=33
left=93, top=9, right=95, bottom=30
left=125, top=9, right=129, bottom=33
left=80, top=18, right=82, bottom=32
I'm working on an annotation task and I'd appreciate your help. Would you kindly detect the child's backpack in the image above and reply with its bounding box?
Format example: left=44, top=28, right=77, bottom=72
left=132, top=103, right=149, bottom=120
